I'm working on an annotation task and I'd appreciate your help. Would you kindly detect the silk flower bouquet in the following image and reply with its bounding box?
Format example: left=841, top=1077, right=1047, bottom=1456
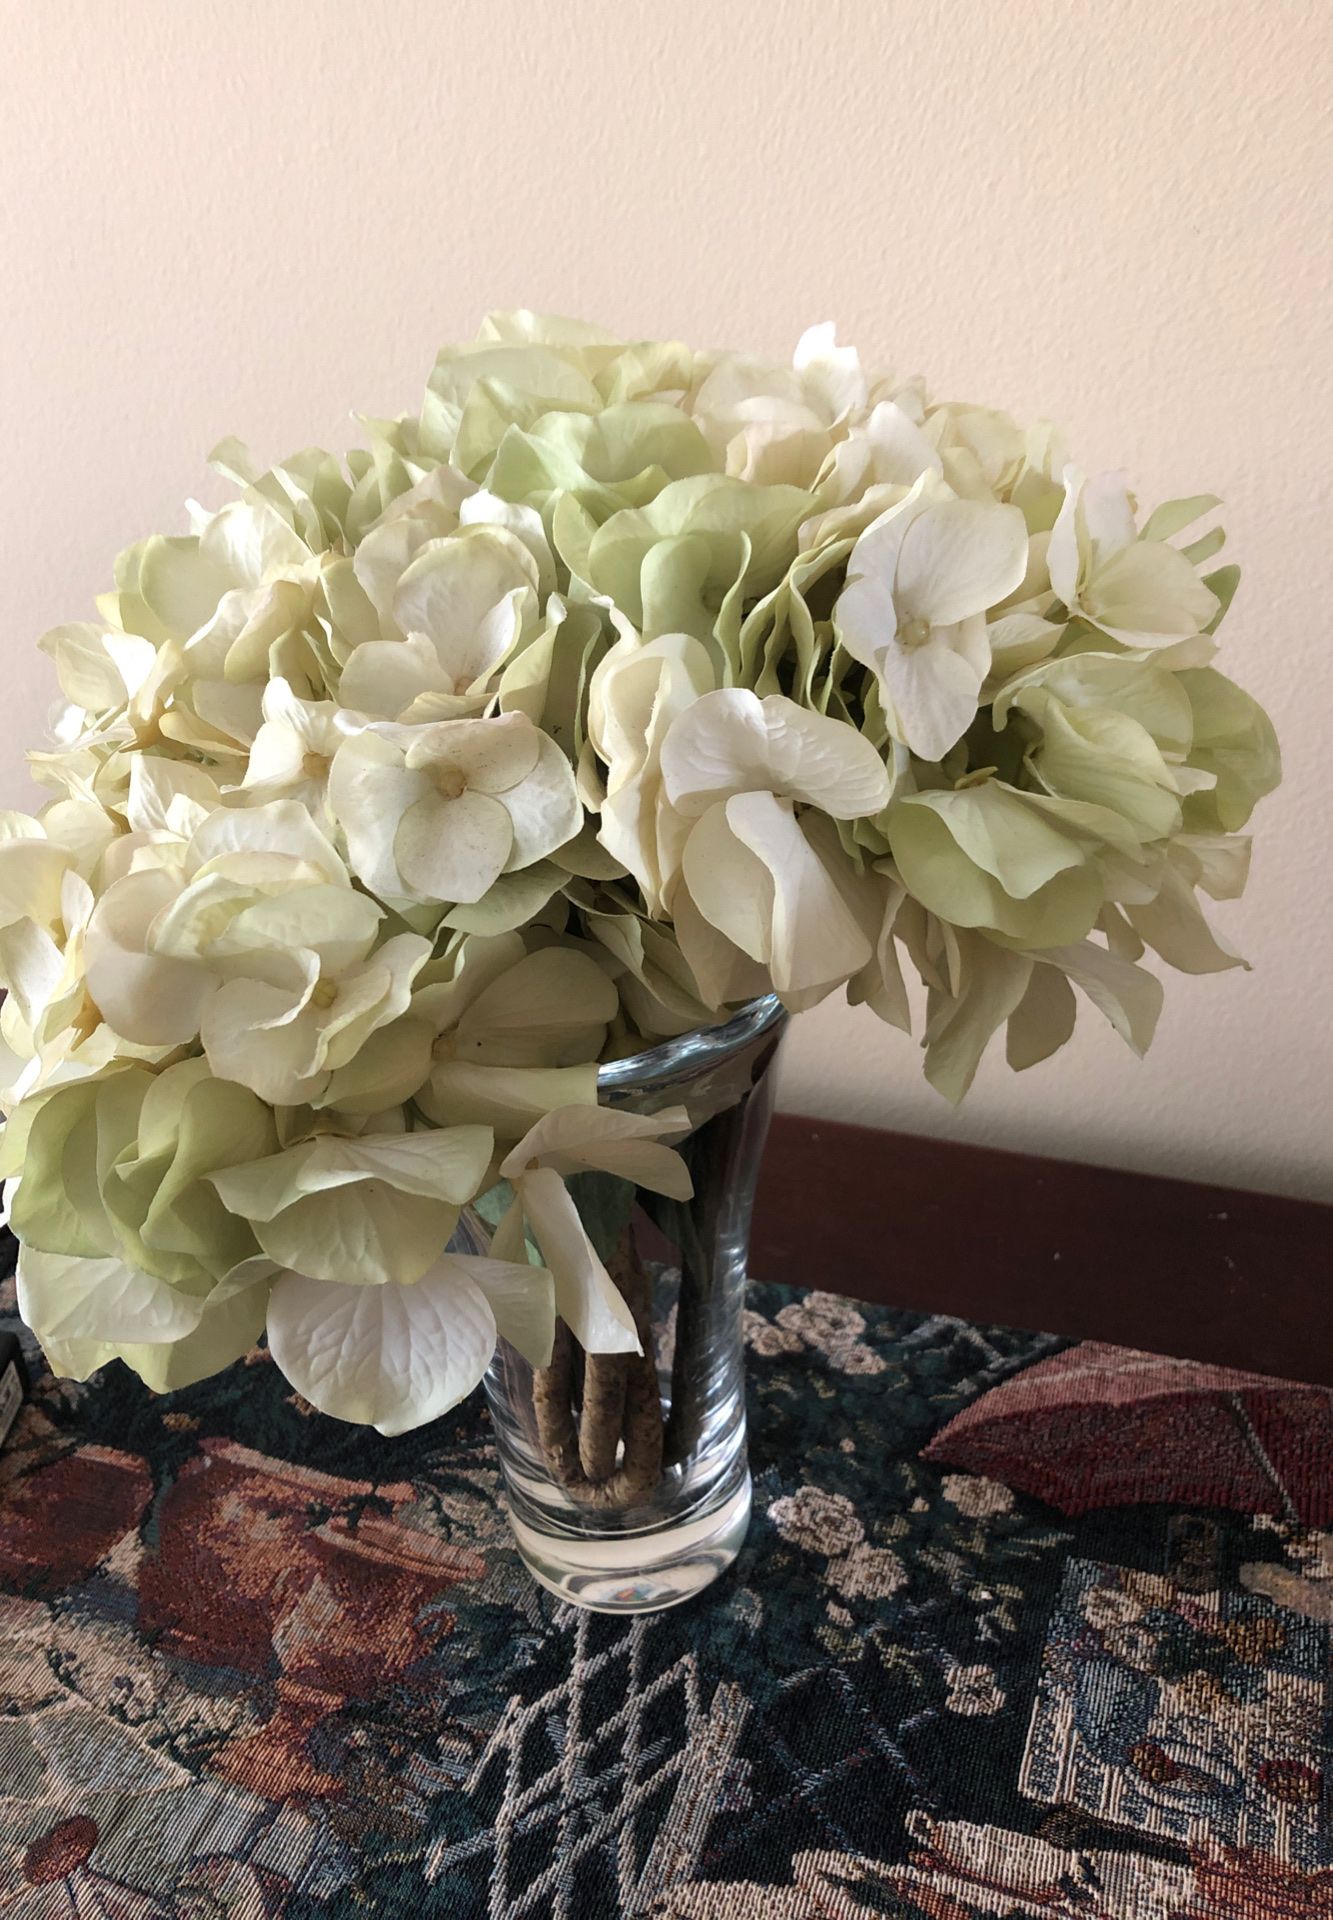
left=1, top=314, right=1278, bottom=1550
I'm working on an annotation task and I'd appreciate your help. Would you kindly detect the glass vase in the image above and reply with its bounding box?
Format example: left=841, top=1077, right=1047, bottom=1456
left=481, top=996, right=787, bottom=1614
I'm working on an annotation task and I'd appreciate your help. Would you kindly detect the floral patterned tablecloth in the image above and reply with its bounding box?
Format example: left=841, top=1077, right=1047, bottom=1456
left=3, top=1242, right=1331, bottom=1917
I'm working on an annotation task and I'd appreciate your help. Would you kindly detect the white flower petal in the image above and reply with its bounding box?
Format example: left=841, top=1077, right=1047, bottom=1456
left=1081, top=470, right=1138, bottom=562
left=589, top=630, right=715, bottom=787
left=127, top=756, right=222, bottom=838
left=338, top=635, right=451, bottom=720
left=501, top=1104, right=693, bottom=1197
left=0, top=919, right=66, bottom=1028
left=459, top=491, right=557, bottom=594
left=518, top=1166, right=641, bottom=1355
left=894, top=498, right=1029, bottom=628
left=211, top=1126, right=493, bottom=1220
left=985, top=612, right=1063, bottom=676
left=878, top=634, right=986, bottom=762
left=902, top=785, right=1088, bottom=900
left=1006, top=965, right=1078, bottom=1072
left=351, top=465, right=475, bottom=615
left=792, top=321, right=866, bottom=420
left=327, top=732, right=430, bottom=899
left=187, top=799, right=346, bottom=885
left=209, top=886, right=382, bottom=976
left=1127, top=862, right=1247, bottom=974
left=395, top=788, right=514, bottom=903
left=392, top=527, right=536, bottom=687
left=18, top=1244, right=203, bottom=1347
left=660, top=688, right=771, bottom=814
left=1085, top=541, right=1219, bottom=646
left=721, top=790, right=874, bottom=995
left=758, top=695, right=890, bottom=818
left=119, top=1279, right=271, bottom=1392
left=39, top=622, right=150, bottom=711
left=1047, top=465, right=1086, bottom=607
left=402, top=712, right=540, bottom=792
left=672, top=879, right=779, bottom=1013
left=924, top=936, right=1033, bottom=1103
left=84, top=868, right=214, bottom=1045
left=832, top=561, right=899, bottom=681
left=200, top=497, right=311, bottom=588
left=498, top=732, right=583, bottom=868
left=861, top=399, right=942, bottom=485
left=248, top=1185, right=463, bottom=1287
left=456, top=947, right=618, bottom=1066
left=266, top=1263, right=497, bottom=1435
left=0, top=839, right=70, bottom=931
left=462, top=1253, right=556, bottom=1368
left=680, top=800, right=774, bottom=965
left=442, top=862, right=565, bottom=935
left=1039, top=941, right=1164, bottom=1054
left=202, top=980, right=326, bottom=1103
left=139, top=534, right=234, bottom=638
left=420, top=1060, right=599, bottom=1133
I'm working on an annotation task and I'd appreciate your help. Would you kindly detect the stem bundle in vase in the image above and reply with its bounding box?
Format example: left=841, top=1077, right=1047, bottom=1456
left=531, top=1224, right=664, bottom=1508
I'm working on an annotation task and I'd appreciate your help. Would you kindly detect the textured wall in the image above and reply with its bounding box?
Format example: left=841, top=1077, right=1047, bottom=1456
left=4, top=0, right=1329, bottom=1197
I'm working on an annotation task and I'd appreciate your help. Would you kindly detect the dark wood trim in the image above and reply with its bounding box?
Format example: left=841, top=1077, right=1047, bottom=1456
left=753, top=1114, right=1333, bottom=1387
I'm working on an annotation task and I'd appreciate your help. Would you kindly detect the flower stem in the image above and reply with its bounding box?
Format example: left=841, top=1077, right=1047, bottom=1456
left=530, top=1224, right=664, bottom=1509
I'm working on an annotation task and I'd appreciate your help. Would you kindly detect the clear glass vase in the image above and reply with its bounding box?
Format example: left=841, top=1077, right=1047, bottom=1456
left=481, top=996, right=787, bottom=1614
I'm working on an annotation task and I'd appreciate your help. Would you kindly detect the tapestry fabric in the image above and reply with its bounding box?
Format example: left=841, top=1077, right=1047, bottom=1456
left=2, top=1234, right=1330, bottom=1917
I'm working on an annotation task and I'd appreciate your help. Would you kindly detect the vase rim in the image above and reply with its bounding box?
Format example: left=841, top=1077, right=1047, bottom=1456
left=596, top=994, right=787, bottom=1095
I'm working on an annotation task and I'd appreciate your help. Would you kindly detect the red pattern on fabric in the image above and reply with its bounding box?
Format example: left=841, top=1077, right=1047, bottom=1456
left=0, top=1444, right=152, bottom=1591
left=137, top=1437, right=487, bottom=1798
left=923, top=1342, right=1333, bottom=1523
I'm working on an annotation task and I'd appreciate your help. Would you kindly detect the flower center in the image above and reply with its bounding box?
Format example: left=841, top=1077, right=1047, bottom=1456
left=955, top=766, right=997, bottom=790
left=301, top=751, right=330, bottom=780
left=897, top=615, right=933, bottom=652
left=434, top=766, right=468, bottom=800
left=311, top=977, right=339, bottom=1009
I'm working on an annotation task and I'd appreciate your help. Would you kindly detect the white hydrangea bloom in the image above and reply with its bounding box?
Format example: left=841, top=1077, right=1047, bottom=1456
left=835, top=475, right=1029, bottom=760
left=1047, top=467, right=1219, bottom=648
left=658, top=689, right=891, bottom=996
left=238, top=677, right=349, bottom=811
left=0, top=312, right=1277, bottom=1428
left=83, top=799, right=377, bottom=1050
left=328, top=710, right=581, bottom=907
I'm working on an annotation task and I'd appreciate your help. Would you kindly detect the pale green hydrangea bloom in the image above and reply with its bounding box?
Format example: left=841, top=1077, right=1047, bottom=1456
left=0, top=314, right=1279, bottom=1427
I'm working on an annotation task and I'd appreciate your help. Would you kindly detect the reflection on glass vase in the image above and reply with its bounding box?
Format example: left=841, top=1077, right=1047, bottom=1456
left=480, top=996, right=787, bottom=1614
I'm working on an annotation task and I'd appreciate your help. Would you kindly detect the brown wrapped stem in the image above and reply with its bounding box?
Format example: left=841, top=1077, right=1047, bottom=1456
left=578, top=1352, right=628, bottom=1479
left=529, top=1223, right=665, bottom=1510
left=531, top=1321, right=583, bottom=1487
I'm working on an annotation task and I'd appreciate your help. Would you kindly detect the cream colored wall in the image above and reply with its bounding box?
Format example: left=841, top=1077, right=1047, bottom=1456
left=4, top=0, right=1329, bottom=1199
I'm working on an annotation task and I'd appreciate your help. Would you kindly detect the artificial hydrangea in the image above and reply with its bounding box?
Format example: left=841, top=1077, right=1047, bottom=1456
left=1, top=312, right=1280, bottom=1430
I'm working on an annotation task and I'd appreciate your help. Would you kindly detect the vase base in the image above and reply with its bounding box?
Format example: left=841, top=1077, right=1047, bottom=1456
left=507, top=1471, right=752, bottom=1615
